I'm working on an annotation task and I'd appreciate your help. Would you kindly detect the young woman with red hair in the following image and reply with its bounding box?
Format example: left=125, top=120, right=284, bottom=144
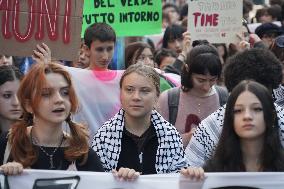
left=0, top=62, right=104, bottom=174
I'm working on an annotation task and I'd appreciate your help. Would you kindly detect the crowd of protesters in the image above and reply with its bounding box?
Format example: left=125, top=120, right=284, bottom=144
left=1, top=0, right=284, bottom=183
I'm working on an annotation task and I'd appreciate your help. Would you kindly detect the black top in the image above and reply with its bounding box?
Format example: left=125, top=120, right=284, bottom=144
left=0, top=132, right=104, bottom=172
left=117, top=125, right=158, bottom=175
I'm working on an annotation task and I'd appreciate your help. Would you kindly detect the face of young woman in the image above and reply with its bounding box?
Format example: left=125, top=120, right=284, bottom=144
left=167, top=38, right=183, bottom=54
left=120, top=72, right=158, bottom=120
left=136, top=48, right=155, bottom=67
left=191, top=73, right=218, bottom=96
left=233, top=91, right=266, bottom=140
left=33, top=73, right=71, bottom=126
left=0, top=80, right=22, bottom=122
left=0, top=55, right=13, bottom=66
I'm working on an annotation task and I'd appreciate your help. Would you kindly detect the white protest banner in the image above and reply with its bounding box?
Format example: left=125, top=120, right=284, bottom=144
left=4, top=170, right=284, bottom=189
left=7, top=170, right=180, bottom=189
left=181, top=172, right=284, bottom=189
left=188, top=0, right=243, bottom=44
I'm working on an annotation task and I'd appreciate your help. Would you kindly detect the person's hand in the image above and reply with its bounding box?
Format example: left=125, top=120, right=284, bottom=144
left=239, top=40, right=250, bottom=50
left=32, top=43, right=51, bottom=64
left=236, top=34, right=250, bottom=51
left=181, top=31, right=191, bottom=56
left=248, top=33, right=261, bottom=47
left=249, top=33, right=261, bottom=43
left=112, top=167, right=140, bottom=181
left=180, top=167, right=205, bottom=181
left=177, top=32, right=191, bottom=62
left=0, top=162, right=23, bottom=175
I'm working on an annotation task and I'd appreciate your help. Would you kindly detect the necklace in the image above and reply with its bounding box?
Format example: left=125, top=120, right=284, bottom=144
left=30, top=127, right=64, bottom=169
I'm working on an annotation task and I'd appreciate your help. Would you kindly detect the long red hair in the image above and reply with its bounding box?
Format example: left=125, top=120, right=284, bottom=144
left=10, top=62, right=89, bottom=167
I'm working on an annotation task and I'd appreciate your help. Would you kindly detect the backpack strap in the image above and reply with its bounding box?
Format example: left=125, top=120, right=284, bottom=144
left=215, top=85, right=229, bottom=106
left=168, top=87, right=180, bottom=125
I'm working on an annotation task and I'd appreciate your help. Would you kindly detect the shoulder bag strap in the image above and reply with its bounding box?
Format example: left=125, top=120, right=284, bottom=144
left=168, top=88, right=180, bottom=125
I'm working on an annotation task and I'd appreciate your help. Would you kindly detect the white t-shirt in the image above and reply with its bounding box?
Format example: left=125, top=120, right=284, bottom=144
left=65, top=67, right=124, bottom=138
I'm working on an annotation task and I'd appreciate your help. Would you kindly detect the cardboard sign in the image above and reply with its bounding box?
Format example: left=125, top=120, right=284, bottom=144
left=0, top=0, right=83, bottom=61
left=188, top=0, right=243, bottom=44
left=82, top=0, right=162, bottom=37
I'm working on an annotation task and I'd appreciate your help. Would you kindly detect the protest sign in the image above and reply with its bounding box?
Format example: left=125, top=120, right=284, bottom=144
left=82, top=0, right=162, bottom=37
left=6, top=170, right=284, bottom=189
left=188, top=0, right=243, bottom=44
left=0, top=0, right=83, bottom=61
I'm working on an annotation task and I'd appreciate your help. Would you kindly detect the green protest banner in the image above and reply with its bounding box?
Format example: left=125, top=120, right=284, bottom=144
left=81, top=0, right=162, bottom=37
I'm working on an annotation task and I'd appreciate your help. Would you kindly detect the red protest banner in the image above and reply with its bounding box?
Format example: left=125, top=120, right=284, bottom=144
left=0, top=0, right=83, bottom=61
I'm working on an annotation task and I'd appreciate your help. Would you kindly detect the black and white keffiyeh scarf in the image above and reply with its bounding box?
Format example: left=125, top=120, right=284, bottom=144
left=273, top=85, right=284, bottom=108
left=92, top=109, right=188, bottom=173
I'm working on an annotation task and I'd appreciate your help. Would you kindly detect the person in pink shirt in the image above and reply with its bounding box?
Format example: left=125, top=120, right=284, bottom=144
left=158, top=44, right=227, bottom=147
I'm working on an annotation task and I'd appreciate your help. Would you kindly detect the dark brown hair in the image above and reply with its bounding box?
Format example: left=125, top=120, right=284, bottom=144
left=204, top=80, right=284, bottom=172
left=181, top=44, right=222, bottom=92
